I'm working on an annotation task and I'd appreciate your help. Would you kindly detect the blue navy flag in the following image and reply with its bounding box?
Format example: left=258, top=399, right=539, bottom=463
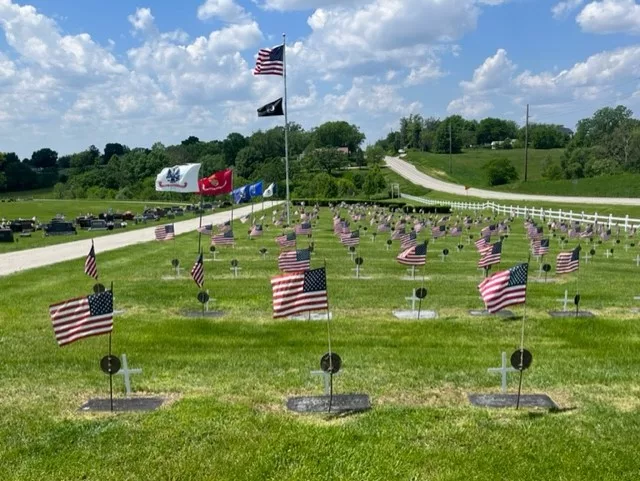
left=232, top=185, right=251, bottom=204
left=249, top=181, right=264, bottom=197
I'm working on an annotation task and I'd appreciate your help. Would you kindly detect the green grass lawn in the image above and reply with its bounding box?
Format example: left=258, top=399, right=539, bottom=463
left=405, top=148, right=640, bottom=198
left=1, top=207, right=640, bottom=480
left=0, top=199, right=220, bottom=253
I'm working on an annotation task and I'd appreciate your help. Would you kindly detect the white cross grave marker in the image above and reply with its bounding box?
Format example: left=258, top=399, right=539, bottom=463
left=405, top=289, right=421, bottom=312
left=406, top=265, right=417, bottom=279
left=636, top=255, right=640, bottom=267
left=116, top=354, right=142, bottom=396
left=230, top=266, right=241, bottom=277
left=583, top=252, right=591, bottom=264
left=557, top=290, right=569, bottom=312
left=605, top=250, right=612, bottom=259
left=488, top=352, right=517, bottom=393
left=311, top=370, right=341, bottom=395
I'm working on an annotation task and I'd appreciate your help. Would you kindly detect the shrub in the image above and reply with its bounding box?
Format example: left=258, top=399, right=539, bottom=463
left=483, top=158, right=519, bottom=186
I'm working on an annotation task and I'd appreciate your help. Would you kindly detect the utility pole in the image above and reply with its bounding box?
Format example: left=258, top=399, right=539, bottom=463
left=524, top=103, right=529, bottom=182
left=449, top=122, right=452, bottom=175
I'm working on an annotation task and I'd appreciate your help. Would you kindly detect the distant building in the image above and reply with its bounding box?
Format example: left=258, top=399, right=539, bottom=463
left=336, top=147, right=350, bottom=155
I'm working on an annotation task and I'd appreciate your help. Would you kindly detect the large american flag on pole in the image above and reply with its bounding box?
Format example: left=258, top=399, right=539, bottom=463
left=556, top=245, right=581, bottom=274
left=191, top=253, right=204, bottom=288
left=253, top=44, right=284, bottom=76
left=478, top=263, right=528, bottom=314
left=271, top=267, right=328, bottom=318
left=84, top=243, right=98, bottom=280
left=49, top=291, right=113, bottom=347
left=278, top=248, right=311, bottom=272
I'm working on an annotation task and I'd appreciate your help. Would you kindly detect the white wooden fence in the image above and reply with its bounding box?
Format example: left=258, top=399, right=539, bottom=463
left=401, top=193, right=640, bottom=232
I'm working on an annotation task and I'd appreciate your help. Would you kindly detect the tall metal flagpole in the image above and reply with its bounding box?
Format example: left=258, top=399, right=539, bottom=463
left=283, top=33, right=291, bottom=226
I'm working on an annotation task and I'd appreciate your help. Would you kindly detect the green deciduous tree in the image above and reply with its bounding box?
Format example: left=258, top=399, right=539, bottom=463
left=484, top=158, right=519, bottom=186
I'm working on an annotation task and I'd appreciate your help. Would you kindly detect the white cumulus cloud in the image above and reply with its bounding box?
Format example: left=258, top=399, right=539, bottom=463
left=577, top=0, right=640, bottom=34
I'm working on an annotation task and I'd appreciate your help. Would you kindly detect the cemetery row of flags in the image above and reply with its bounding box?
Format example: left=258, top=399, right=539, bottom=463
left=155, top=164, right=275, bottom=202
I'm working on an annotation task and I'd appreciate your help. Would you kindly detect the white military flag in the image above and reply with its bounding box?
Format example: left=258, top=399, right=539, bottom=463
left=155, top=164, right=201, bottom=193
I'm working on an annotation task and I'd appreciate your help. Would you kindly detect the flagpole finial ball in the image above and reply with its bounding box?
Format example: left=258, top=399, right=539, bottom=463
left=320, top=352, right=342, bottom=374
left=510, top=349, right=532, bottom=371
left=100, top=355, right=121, bottom=375
left=197, top=291, right=210, bottom=304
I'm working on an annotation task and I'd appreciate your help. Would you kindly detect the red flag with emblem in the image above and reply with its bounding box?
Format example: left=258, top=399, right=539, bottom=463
left=198, top=169, right=233, bottom=196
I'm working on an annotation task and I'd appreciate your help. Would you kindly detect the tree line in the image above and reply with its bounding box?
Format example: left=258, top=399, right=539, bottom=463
left=0, top=121, right=388, bottom=200
left=375, top=114, right=572, bottom=154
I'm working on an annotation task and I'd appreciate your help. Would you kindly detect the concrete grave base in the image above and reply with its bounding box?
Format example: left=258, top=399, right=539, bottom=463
left=393, top=310, right=438, bottom=320
left=161, top=276, right=185, bottom=281
left=287, top=394, right=371, bottom=414
left=182, top=310, right=225, bottom=318
left=401, top=276, right=430, bottom=281
left=468, top=309, right=516, bottom=319
left=289, top=312, right=333, bottom=321
left=468, top=393, right=558, bottom=409
left=548, top=311, right=595, bottom=318
left=80, top=397, right=165, bottom=412
left=531, top=278, right=560, bottom=283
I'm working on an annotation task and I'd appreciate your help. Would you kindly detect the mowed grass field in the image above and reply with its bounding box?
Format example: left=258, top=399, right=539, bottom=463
left=405, top=149, right=640, bottom=198
left=0, top=199, right=212, bottom=253
left=2, top=207, right=640, bottom=480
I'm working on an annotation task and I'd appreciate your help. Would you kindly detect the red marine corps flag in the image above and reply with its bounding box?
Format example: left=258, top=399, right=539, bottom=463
left=198, top=169, right=233, bottom=196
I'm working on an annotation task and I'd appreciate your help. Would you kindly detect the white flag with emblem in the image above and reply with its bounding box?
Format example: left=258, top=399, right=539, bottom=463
left=263, top=182, right=275, bottom=198
left=155, top=164, right=201, bottom=193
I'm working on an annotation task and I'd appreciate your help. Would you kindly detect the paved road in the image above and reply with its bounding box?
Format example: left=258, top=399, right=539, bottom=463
left=386, top=156, right=640, bottom=206
left=0, top=202, right=282, bottom=277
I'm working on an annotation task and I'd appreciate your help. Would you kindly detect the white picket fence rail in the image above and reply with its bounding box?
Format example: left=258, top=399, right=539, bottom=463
left=401, top=193, right=640, bottom=232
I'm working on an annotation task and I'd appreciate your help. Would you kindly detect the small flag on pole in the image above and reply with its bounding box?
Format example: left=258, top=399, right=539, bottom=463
left=212, top=230, right=235, bottom=246
left=396, top=241, right=427, bottom=266
left=250, top=224, right=263, bottom=237
left=84, top=242, right=98, bottom=280
left=276, top=232, right=297, bottom=248
left=478, top=263, right=528, bottom=314
left=191, top=253, right=204, bottom=288
left=155, top=224, right=175, bottom=241
left=49, top=291, right=113, bottom=347
left=556, top=245, right=581, bottom=274
left=271, top=267, right=328, bottom=318
left=532, top=238, right=550, bottom=256
left=340, top=230, right=360, bottom=247
left=278, top=248, right=311, bottom=272
left=478, top=241, right=502, bottom=268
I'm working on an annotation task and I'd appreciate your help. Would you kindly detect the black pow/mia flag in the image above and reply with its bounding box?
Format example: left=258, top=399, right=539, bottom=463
left=257, top=97, right=284, bottom=117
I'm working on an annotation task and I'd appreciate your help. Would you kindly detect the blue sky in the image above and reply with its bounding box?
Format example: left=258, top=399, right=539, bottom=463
left=1, top=0, right=640, bottom=158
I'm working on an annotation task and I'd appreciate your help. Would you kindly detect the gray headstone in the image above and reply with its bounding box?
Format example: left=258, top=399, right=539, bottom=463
left=287, top=394, right=371, bottom=413
left=182, top=310, right=225, bottom=318
left=392, top=310, right=438, bottom=320
left=80, top=397, right=165, bottom=412
left=468, top=309, right=515, bottom=318
left=468, top=393, right=558, bottom=409
left=548, top=311, right=595, bottom=318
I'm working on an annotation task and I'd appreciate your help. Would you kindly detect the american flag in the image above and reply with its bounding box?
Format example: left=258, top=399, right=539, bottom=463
left=449, top=226, right=461, bottom=237
left=478, top=241, right=502, bottom=268
left=276, top=232, right=297, bottom=248
left=240, top=215, right=249, bottom=224
left=155, top=224, right=175, bottom=241
left=432, top=225, right=446, bottom=238
left=212, top=230, right=235, bottom=246
left=190, top=253, right=204, bottom=288
left=480, top=226, right=491, bottom=237
left=397, top=241, right=427, bottom=266
left=391, top=228, right=405, bottom=240
left=217, top=220, right=231, bottom=232
left=250, top=224, right=263, bottom=237
left=475, top=235, right=491, bottom=251
left=278, top=248, right=311, bottom=272
left=378, top=223, right=389, bottom=233
left=254, top=44, right=284, bottom=76
left=49, top=291, right=113, bottom=347
left=601, top=229, right=611, bottom=241
left=341, top=230, right=360, bottom=247
left=569, top=226, right=581, bottom=238
left=532, top=238, right=550, bottom=257
left=84, top=243, right=98, bottom=280
left=556, top=246, right=581, bottom=274
left=197, top=224, right=213, bottom=235
left=271, top=267, right=328, bottom=318
left=478, top=263, right=528, bottom=314
left=295, top=222, right=312, bottom=236
left=401, top=230, right=418, bottom=250
left=581, top=225, right=594, bottom=238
